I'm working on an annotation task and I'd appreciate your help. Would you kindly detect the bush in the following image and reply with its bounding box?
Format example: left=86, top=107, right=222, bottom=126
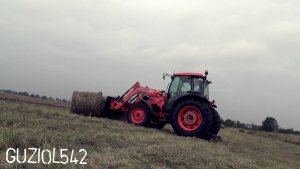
left=262, top=117, right=279, bottom=132
left=224, top=119, right=235, bottom=127
left=239, top=129, right=245, bottom=133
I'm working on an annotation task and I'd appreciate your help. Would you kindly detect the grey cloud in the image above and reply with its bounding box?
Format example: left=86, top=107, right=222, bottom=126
left=0, top=0, right=300, bottom=129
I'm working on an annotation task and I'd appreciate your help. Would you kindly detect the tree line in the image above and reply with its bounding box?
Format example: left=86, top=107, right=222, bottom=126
left=222, top=117, right=300, bottom=135
left=0, top=89, right=70, bottom=103
left=1, top=89, right=299, bottom=135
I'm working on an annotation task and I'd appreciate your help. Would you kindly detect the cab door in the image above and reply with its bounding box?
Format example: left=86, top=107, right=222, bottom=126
left=166, top=76, right=192, bottom=109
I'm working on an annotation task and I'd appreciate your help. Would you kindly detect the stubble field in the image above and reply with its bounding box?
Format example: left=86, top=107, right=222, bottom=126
left=0, top=100, right=299, bottom=169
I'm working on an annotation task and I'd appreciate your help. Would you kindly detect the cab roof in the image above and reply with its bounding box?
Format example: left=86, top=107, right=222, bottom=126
left=174, top=72, right=204, bottom=77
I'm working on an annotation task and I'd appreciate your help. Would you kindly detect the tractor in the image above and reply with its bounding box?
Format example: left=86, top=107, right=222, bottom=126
left=103, top=70, right=222, bottom=140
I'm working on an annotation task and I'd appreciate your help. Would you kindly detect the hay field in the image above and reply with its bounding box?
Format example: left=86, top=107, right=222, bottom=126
left=0, top=93, right=70, bottom=108
left=0, top=100, right=300, bottom=169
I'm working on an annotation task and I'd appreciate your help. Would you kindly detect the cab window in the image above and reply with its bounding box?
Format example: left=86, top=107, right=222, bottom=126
left=169, top=76, right=180, bottom=93
left=179, top=78, right=191, bottom=93
left=193, top=78, right=204, bottom=92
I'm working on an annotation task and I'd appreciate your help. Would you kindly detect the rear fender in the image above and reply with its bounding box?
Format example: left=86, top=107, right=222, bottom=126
left=210, top=100, right=218, bottom=108
left=170, top=94, right=210, bottom=113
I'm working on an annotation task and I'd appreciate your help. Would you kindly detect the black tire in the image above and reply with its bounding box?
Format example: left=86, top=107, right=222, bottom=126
left=127, top=102, right=151, bottom=126
left=198, top=108, right=221, bottom=140
left=210, top=108, right=221, bottom=135
left=170, top=98, right=213, bottom=137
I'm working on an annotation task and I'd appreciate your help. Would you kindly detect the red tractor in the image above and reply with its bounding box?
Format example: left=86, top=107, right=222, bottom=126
left=104, top=71, right=221, bottom=140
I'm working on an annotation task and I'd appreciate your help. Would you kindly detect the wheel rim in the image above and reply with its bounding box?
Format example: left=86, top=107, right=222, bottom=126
left=178, top=105, right=202, bottom=131
left=131, top=107, right=145, bottom=124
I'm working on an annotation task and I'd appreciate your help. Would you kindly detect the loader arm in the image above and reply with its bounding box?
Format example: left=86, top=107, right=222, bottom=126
left=110, top=82, right=160, bottom=111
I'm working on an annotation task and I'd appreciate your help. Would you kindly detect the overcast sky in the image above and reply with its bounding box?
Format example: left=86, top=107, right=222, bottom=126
left=1, top=0, right=299, bottom=130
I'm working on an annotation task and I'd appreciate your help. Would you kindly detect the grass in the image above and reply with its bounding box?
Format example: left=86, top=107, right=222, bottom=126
left=0, top=93, right=70, bottom=108
left=245, top=130, right=300, bottom=145
left=0, top=100, right=300, bottom=169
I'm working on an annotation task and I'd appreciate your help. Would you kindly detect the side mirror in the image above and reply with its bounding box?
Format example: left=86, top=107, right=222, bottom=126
left=167, top=93, right=171, bottom=99
left=163, top=73, right=172, bottom=80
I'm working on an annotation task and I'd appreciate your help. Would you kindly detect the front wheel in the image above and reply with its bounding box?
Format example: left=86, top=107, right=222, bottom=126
left=127, top=103, right=151, bottom=126
left=170, top=99, right=212, bottom=137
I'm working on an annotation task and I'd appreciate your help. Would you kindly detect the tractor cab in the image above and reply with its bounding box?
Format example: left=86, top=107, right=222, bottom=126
left=164, top=71, right=211, bottom=111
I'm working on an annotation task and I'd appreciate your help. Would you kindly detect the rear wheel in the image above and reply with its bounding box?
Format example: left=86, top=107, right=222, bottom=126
left=210, top=108, right=221, bottom=135
left=198, top=108, right=221, bottom=140
left=170, top=99, right=212, bottom=137
left=127, top=102, right=151, bottom=126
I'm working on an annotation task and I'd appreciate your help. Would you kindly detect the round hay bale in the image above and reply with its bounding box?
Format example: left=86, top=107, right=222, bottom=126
left=70, top=91, right=106, bottom=117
